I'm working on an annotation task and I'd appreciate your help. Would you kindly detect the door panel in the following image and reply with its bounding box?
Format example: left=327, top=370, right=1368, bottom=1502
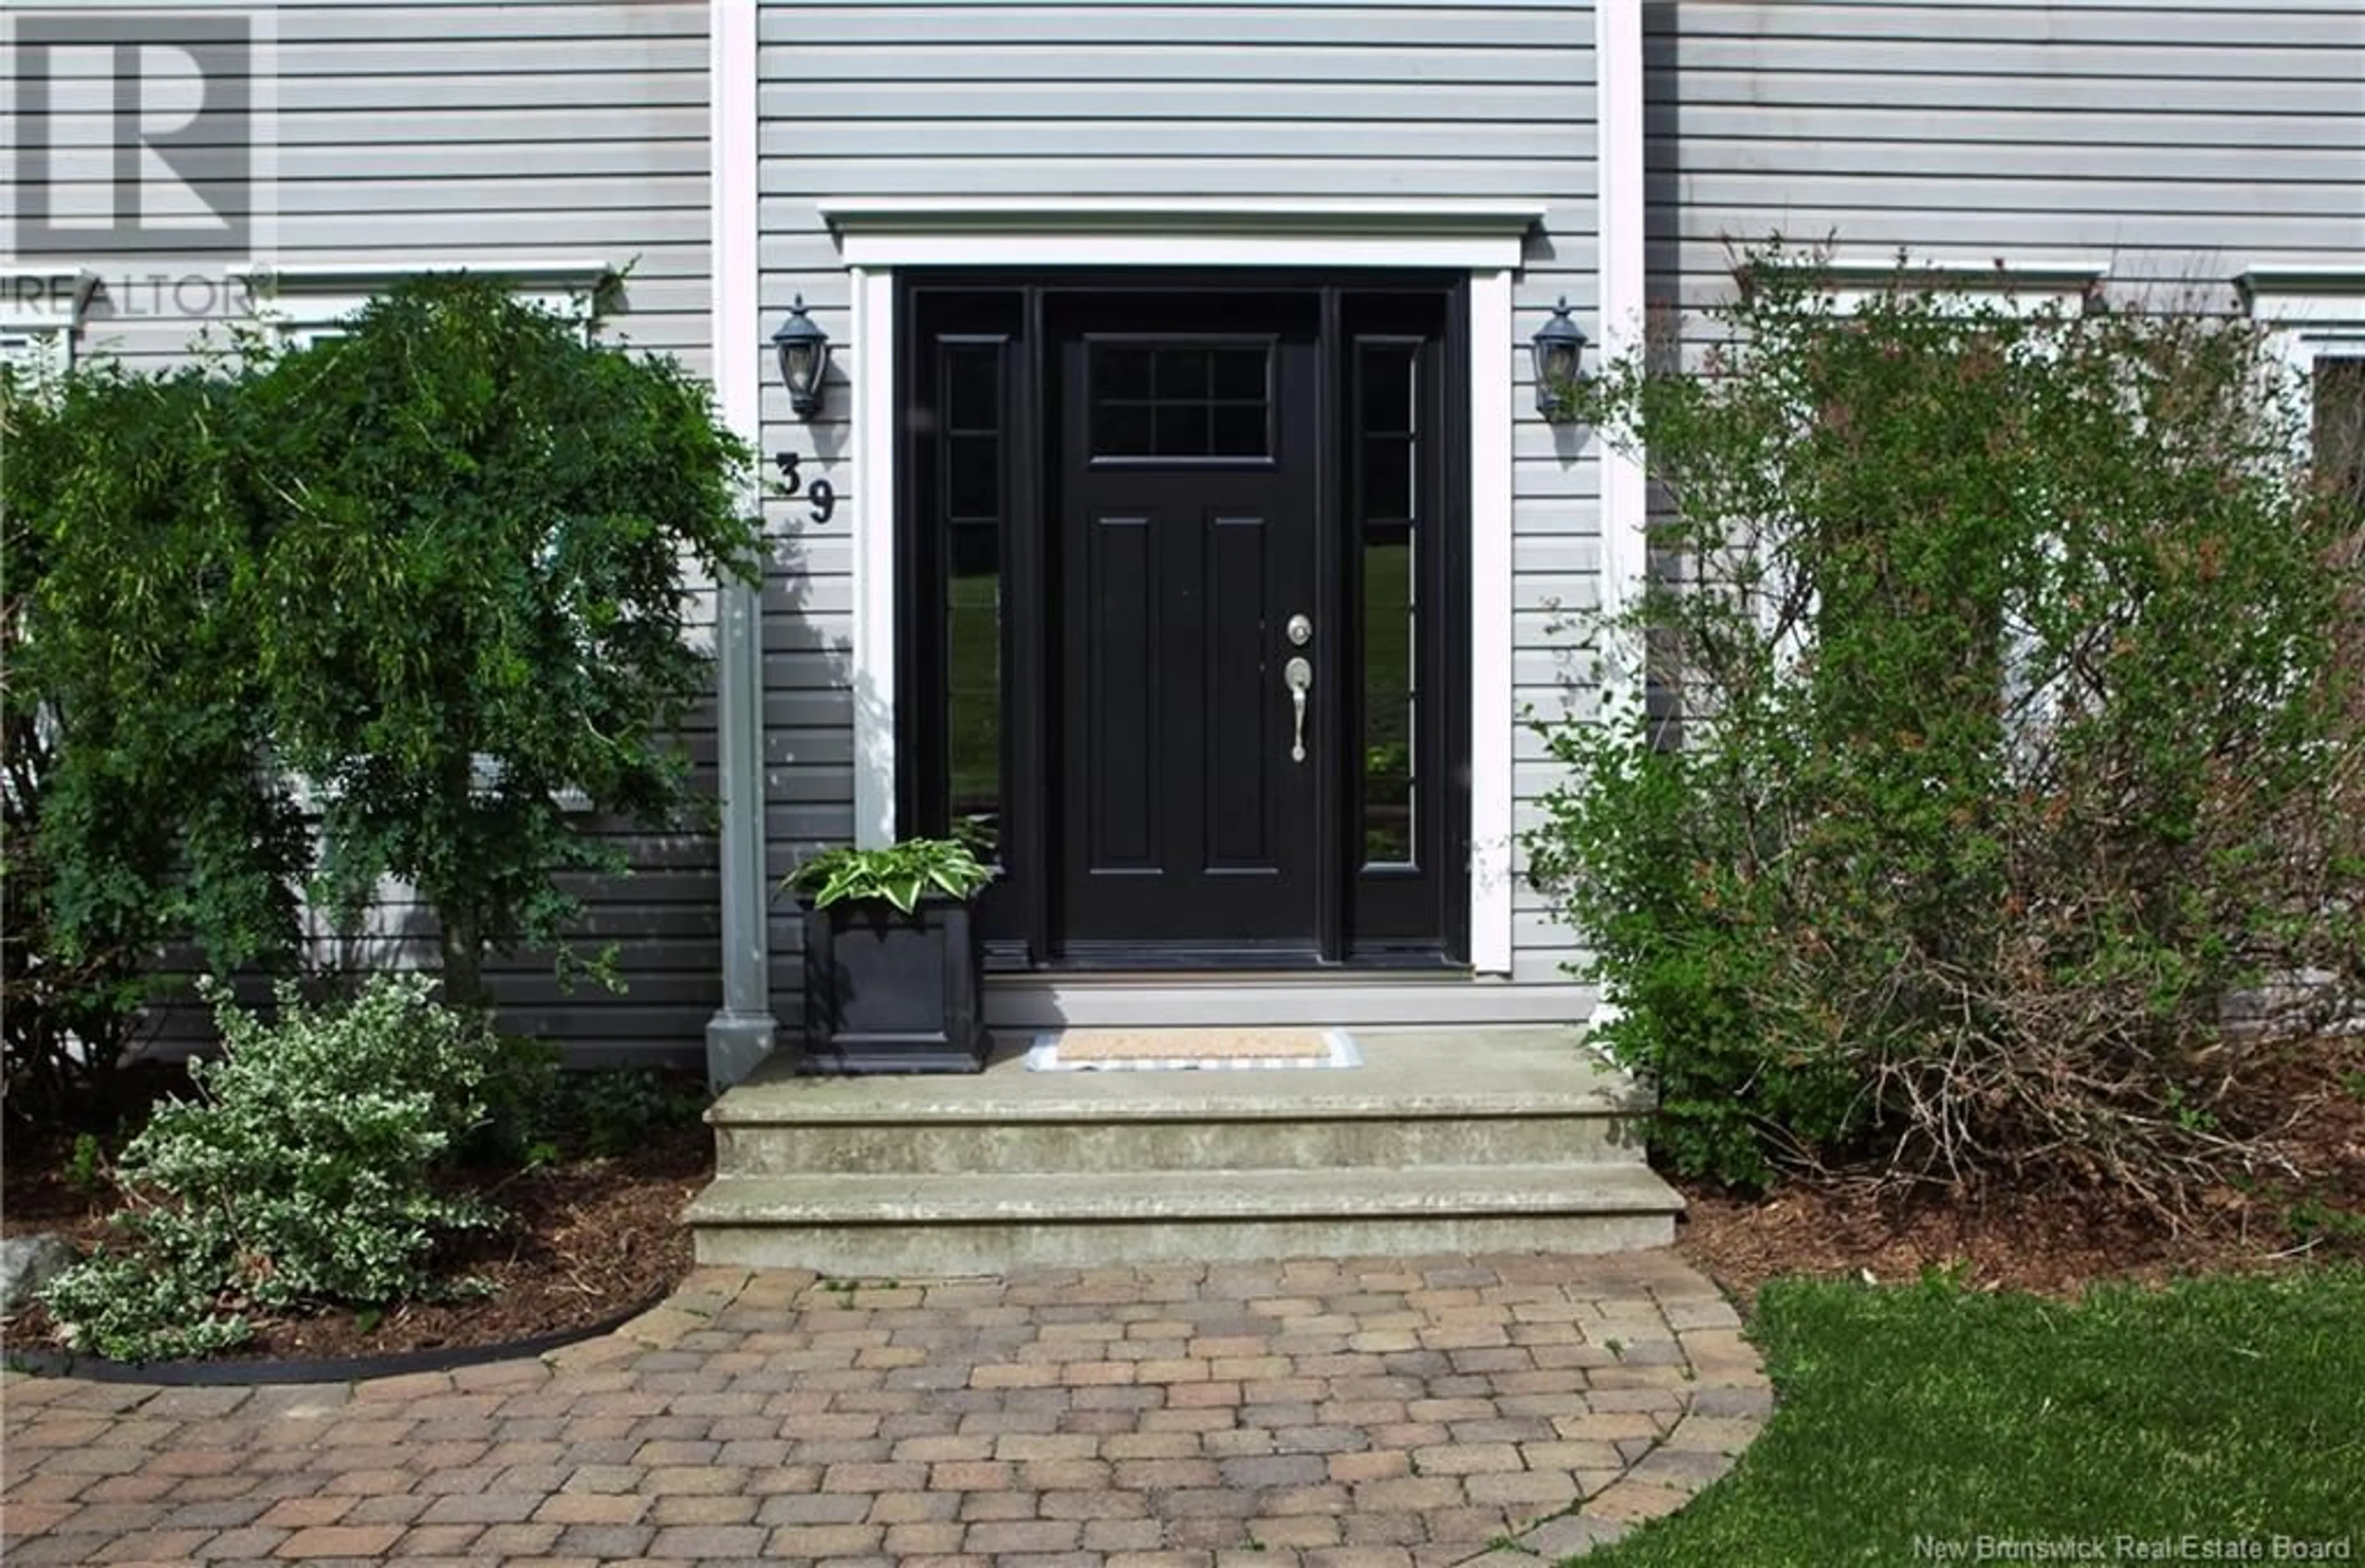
left=1081, top=512, right=1157, bottom=870
left=1052, top=295, right=1322, bottom=954
left=1205, top=514, right=1275, bottom=870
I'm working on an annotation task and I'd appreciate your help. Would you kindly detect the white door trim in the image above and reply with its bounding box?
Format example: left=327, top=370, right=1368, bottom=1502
left=1466, top=268, right=1517, bottom=975
left=851, top=265, right=899, bottom=850
left=827, top=206, right=1538, bottom=971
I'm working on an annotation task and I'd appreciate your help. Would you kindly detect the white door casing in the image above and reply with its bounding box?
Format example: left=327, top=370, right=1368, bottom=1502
left=822, top=198, right=1545, bottom=974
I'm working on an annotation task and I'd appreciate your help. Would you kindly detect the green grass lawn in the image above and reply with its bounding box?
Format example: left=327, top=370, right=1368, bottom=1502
left=1587, top=1267, right=2365, bottom=1566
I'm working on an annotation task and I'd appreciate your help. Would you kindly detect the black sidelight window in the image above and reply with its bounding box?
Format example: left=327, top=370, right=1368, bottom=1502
left=940, top=341, right=1005, bottom=851
left=1356, top=339, right=1421, bottom=869
left=1340, top=289, right=1461, bottom=961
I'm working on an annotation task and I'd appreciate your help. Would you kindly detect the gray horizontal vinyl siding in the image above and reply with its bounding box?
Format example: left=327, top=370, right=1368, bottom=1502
left=1647, top=2, right=2365, bottom=310
left=10, top=1, right=720, bottom=1066
left=754, top=1, right=1601, bottom=996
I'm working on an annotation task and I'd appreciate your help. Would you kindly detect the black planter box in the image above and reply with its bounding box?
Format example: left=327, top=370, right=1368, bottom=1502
left=799, top=896, right=990, bottom=1073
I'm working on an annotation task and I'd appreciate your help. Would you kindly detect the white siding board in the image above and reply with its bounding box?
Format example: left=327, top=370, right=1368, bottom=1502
left=265, top=109, right=710, bottom=144
left=1662, top=40, right=2358, bottom=81
left=768, top=7, right=1596, bottom=45
left=245, top=177, right=710, bottom=216
left=144, top=76, right=705, bottom=111
left=282, top=4, right=710, bottom=40
left=769, top=44, right=1587, bottom=84
left=761, top=164, right=1590, bottom=198
left=780, top=83, right=1590, bottom=121
left=1647, top=70, right=2364, bottom=117
left=1663, top=107, right=2365, bottom=152
left=779, top=122, right=1594, bottom=160
left=1664, top=4, right=2363, bottom=46
left=1670, top=209, right=2363, bottom=254
left=269, top=143, right=710, bottom=177
left=1669, top=142, right=2364, bottom=184
left=1674, top=176, right=2361, bottom=219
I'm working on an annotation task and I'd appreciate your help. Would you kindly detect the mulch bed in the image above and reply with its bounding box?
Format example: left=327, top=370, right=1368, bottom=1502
left=1672, top=1031, right=2365, bottom=1305
left=7, top=1034, right=2360, bottom=1363
left=2, top=1064, right=706, bottom=1364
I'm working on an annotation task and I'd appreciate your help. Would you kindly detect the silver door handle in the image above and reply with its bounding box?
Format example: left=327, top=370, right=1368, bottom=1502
left=1284, top=656, right=1312, bottom=762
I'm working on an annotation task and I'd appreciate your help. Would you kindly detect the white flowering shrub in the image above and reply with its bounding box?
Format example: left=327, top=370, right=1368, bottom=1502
left=39, top=973, right=548, bottom=1360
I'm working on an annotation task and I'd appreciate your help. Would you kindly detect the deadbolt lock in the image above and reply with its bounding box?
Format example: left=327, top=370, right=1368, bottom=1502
left=1286, top=613, right=1314, bottom=647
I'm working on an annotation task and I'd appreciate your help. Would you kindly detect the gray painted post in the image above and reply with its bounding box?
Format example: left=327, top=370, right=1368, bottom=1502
left=705, top=565, right=777, bottom=1090
left=705, top=0, right=774, bottom=1091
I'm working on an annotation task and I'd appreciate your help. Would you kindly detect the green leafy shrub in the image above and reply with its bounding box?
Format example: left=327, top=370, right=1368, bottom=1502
left=1526, top=243, right=2365, bottom=1198
left=558, top=1067, right=711, bottom=1158
left=239, top=275, right=764, bottom=1009
left=39, top=973, right=549, bottom=1360
left=6, top=278, right=763, bottom=1099
left=2, top=362, right=309, bottom=1123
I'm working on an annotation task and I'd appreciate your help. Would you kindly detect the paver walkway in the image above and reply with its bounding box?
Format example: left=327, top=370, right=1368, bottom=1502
left=2, top=1250, right=1768, bottom=1568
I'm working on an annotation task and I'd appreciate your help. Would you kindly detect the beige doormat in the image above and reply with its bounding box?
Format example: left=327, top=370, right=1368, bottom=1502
left=1025, top=1028, right=1362, bottom=1072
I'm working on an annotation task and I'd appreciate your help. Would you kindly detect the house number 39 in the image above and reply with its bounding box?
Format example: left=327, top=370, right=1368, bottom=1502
left=771, top=451, right=838, bottom=525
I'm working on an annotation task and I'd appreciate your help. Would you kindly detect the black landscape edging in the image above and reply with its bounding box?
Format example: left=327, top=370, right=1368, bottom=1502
left=3, top=1292, right=665, bottom=1386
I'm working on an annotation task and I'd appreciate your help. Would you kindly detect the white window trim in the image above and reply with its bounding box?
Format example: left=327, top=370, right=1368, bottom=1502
left=2241, top=265, right=2365, bottom=435
left=0, top=267, right=99, bottom=377
left=1755, top=254, right=2111, bottom=318
left=822, top=198, right=1544, bottom=974
left=227, top=257, right=613, bottom=345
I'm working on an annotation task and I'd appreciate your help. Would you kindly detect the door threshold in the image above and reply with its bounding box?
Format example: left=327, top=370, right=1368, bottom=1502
left=981, top=976, right=1588, bottom=1030
left=988, top=968, right=1474, bottom=987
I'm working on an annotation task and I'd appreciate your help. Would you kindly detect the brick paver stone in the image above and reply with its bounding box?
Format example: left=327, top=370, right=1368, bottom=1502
left=0, top=1251, right=1766, bottom=1568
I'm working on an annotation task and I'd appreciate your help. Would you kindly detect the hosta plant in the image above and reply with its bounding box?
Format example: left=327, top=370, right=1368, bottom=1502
left=781, top=838, right=996, bottom=914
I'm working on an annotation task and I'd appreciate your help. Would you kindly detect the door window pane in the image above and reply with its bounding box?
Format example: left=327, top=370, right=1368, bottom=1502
left=1362, top=435, right=1415, bottom=525
left=942, top=343, right=1003, bottom=850
left=1362, top=525, right=1416, bottom=868
left=1154, top=403, right=1210, bottom=455
left=1155, top=347, right=1211, bottom=398
left=947, top=435, right=999, bottom=522
left=1090, top=341, right=1271, bottom=458
left=1356, top=340, right=1422, bottom=870
left=1211, top=403, right=1268, bottom=457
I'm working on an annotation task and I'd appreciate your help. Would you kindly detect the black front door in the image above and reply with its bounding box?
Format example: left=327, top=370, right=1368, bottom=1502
left=899, top=276, right=1468, bottom=971
left=1049, top=294, right=1323, bottom=956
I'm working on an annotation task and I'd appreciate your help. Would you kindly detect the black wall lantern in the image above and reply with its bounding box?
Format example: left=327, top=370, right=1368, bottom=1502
left=1530, top=297, right=1588, bottom=423
left=772, top=295, right=831, bottom=421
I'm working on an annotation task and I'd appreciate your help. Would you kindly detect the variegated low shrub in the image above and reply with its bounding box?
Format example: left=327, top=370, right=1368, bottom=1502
left=39, top=973, right=551, bottom=1361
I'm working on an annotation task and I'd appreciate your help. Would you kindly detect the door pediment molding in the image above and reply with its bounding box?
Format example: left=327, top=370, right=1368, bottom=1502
left=818, top=198, right=1544, bottom=270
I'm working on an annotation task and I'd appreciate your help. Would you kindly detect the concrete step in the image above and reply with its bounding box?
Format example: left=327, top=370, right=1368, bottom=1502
left=690, top=1026, right=1680, bottom=1275
left=714, top=1109, right=1644, bottom=1176
left=707, top=1027, right=1652, bottom=1176
left=686, top=1165, right=1683, bottom=1275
